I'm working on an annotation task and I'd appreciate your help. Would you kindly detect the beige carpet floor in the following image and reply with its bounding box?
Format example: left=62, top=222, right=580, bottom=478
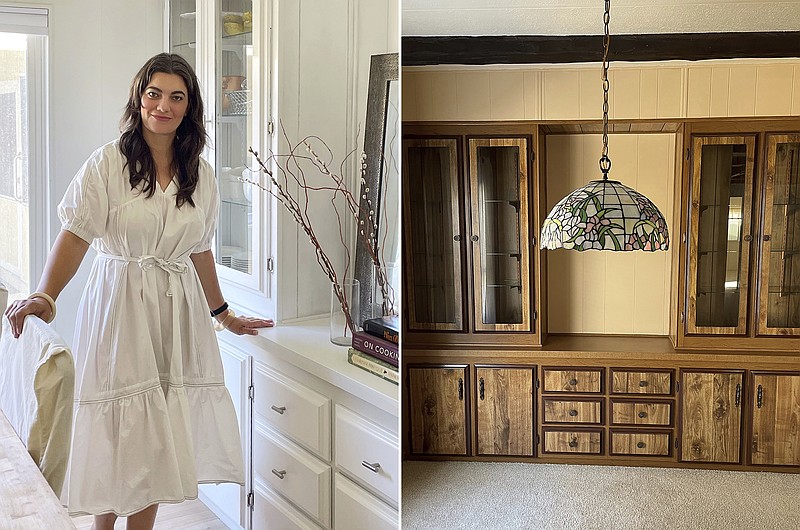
left=402, top=461, right=800, bottom=529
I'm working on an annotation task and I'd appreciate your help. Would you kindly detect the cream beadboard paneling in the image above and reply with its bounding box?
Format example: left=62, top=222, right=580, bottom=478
left=404, top=59, right=800, bottom=122
left=546, top=134, right=675, bottom=335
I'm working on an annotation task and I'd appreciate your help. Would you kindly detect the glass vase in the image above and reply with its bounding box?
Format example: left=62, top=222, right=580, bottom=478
left=330, top=278, right=359, bottom=346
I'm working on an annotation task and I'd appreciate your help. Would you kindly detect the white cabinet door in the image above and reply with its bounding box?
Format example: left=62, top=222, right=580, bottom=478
left=199, top=343, right=250, bottom=529
left=334, top=474, right=397, bottom=530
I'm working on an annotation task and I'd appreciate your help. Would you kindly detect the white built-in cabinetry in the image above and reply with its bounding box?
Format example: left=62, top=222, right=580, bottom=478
left=219, top=321, right=399, bottom=529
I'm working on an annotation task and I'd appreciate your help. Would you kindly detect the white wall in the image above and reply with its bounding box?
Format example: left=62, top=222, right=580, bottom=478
left=12, top=1, right=164, bottom=340
left=274, top=0, right=399, bottom=322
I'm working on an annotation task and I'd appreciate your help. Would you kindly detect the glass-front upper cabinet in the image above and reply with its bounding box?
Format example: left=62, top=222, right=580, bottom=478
left=168, top=0, right=197, bottom=69
left=758, top=133, right=800, bottom=335
left=468, top=138, right=530, bottom=332
left=687, top=135, right=756, bottom=335
left=215, top=1, right=256, bottom=279
left=169, top=1, right=269, bottom=313
left=403, top=138, right=464, bottom=331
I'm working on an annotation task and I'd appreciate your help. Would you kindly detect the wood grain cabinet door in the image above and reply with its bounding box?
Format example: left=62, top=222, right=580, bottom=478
left=751, top=372, right=800, bottom=466
left=476, top=366, right=534, bottom=456
left=408, top=366, right=469, bottom=455
left=680, top=370, right=744, bottom=463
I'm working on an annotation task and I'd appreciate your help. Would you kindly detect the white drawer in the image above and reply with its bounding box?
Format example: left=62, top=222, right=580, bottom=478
left=253, top=422, right=332, bottom=528
left=253, top=481, right=324, bottom=530
left=254, top=361, right=331, bottom=460
left=334, top=405, right=399, bottom=506
left=334, top=474, right=398, bottom=530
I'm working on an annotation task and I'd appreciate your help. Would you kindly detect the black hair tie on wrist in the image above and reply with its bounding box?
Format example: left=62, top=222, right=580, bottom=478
left=210, top=302, right=229, bottom=317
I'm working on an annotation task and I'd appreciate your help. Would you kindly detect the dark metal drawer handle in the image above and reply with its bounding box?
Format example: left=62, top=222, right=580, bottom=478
left=638, top=411, right=648, bottom=418
left=458, top=378, right=464, bottom=401
left=638, top=380, right=649, bottom=387
left=479, top=378, right=485, bottom=401
left=568, top=378, right=578, bottom=386
left=757, top=384, right=763, bottom=408
left=568, top=438, right=578, bottom=448
left=272, top=469, right=286, bottom=480
left=569, top=409, right=579, bottom=417
left=271, top=405, right=286, bottom=415
left=362, top=461, right=381, bottom=473
left=735, top=383, right=741, bottom=407
left=637, top=442, right=646, bottom=449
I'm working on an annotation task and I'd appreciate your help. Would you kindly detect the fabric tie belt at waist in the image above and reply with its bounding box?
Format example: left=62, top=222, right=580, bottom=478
left=98, top=253, right=188, bottom=297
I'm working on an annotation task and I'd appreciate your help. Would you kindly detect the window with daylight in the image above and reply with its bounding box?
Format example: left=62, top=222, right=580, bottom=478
left=0, top=6, right=48, bottom=302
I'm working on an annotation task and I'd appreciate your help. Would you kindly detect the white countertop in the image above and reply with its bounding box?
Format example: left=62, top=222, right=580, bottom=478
left=230, top=318, right=399, bottom=416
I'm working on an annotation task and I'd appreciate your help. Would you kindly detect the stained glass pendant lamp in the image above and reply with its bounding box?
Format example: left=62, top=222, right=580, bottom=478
left=539, top=0, right=669, bottom=252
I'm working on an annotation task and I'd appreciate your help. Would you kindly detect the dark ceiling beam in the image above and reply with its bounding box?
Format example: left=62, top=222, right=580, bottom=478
left=402, top=32, right=800, bottom=66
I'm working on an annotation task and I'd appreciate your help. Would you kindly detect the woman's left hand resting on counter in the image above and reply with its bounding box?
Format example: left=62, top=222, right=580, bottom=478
left=190, top=249, right=274, bottom=335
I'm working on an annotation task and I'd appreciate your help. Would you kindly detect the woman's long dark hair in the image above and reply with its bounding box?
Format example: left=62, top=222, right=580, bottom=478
left=119, top=53, right=206, bottom=208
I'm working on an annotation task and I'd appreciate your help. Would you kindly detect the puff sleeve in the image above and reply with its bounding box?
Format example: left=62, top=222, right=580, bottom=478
left=57, top=151, right=109, bottom=244
left=194, top=158, right=220, bottom=253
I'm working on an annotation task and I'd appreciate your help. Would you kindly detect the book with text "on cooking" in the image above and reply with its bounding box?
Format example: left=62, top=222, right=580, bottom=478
left=352, top=330, right=398, bottom=367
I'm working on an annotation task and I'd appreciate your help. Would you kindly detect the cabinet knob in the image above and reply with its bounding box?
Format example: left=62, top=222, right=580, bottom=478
left=744, top=234, right=752, bottom=242
left=568, top=378, right=578, bottom=386
left=764, top=235, right=771, bottom=242
left=638, top=380, right=649, bottom=387
left=637, top=441, right=646, bottom=449
left=638, top=411, right=648, bottom=418
left=569, top=409, right=579, bottom=417
left=271, top=405, right=286, bottom=415
left=454, top=234, right=461, bottom=241
left=568, top=438, right=578, bottom=448
left=271, top=469, right=287, bottom=480
left=361, top=461, right=381, bottom=473
left=471, top=235, right=479, bottom=242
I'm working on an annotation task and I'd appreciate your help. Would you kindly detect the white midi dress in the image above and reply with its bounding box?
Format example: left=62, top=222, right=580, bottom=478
left=58, top=140, right=244, bottom=516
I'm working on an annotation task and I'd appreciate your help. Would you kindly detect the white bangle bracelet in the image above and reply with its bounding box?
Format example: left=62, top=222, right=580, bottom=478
left=29, top=291, right=56, bottom=323
left=213, top=309, right=235, bottom=332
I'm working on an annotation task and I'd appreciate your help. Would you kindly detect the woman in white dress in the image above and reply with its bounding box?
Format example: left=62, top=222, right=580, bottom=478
left=4, top=53, right=272, bottom=530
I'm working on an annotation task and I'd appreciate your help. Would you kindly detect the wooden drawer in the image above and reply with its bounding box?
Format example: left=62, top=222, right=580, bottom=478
left=335, top=405, right=399, bottom=506
left=611, top=400, right=672, bottom=426
left=543, top=399, right=603, bottom=424
left=611, top=369, right=672, bottom=395
left=542, top=368, right=603, bottom=393
left=253, top=422, right=332, bottom=527
left=542, top=429, right=603, bottom=454
left=254, top=362, right=332, bottom=459
left=334, top=473, right=398, bottom=530
left=610, top=431, right=672, bottom=456
left=253, top=484, right=324, bottom=530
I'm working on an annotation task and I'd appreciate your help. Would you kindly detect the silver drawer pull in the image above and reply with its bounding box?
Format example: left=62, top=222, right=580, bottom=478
left=568, top=409, right=578, bottom=417
left=272, top=469, right=287, bottom=479
left=637, top=442, right=646, bottom=449
left=361, top=461, right=381, bottom=473
left=638, top=411, right=648, bottom=418
left=638, top=380, right=649, bottom=387
left=271, top=405, right=286, bottom=414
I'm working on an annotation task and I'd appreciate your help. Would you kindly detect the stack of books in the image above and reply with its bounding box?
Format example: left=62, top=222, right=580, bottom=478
left=347, top=315, right=399, bottom=385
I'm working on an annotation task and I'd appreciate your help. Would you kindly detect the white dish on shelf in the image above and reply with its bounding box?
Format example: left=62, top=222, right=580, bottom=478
left=179, top=12, right=195, bottom=19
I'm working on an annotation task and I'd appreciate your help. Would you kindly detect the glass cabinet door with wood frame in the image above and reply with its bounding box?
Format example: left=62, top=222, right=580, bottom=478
left=403, top=138, right=464, bottom=331
left=687, top=135, right=756, bottom=335
left=758, top=133, right=800, bottom=335
left=468, top=138, right=531, bottom=332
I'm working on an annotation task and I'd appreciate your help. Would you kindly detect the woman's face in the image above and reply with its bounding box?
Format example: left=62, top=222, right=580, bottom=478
left=139, top=71, right=189, bottom=139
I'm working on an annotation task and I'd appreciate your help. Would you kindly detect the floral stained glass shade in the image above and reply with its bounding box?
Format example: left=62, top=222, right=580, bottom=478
left=540, top=179, right=669, bottom=251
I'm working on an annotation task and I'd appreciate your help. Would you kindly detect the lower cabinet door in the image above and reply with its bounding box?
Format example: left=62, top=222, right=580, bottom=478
left=680, top=370, right=744, bottom=463
left=408, top=365, right=469, bottom=455
left=334, top=474, right=398, bottom=530
left=751, top=372, right=800, bottom=466
left=476, top=366, right=535, bottom=456
left=253, top=482, right=324, bottom=530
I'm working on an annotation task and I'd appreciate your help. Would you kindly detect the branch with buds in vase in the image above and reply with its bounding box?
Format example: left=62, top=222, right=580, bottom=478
left=242, top=127, right=397, bottom=344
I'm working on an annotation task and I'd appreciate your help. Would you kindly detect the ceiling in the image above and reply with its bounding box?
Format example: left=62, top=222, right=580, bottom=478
left=402, top=1, right=800, bottom=36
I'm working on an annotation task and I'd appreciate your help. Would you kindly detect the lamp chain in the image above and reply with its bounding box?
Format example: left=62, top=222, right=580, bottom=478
left=600, top=0, right=612, bottom=179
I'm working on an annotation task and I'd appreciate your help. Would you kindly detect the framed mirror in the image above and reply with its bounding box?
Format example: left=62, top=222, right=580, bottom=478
left=355, top=52, right=399, bottom=326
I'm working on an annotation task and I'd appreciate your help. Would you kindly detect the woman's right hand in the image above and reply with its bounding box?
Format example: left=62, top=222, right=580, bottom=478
left=4, top=298, right=53, bottom=339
